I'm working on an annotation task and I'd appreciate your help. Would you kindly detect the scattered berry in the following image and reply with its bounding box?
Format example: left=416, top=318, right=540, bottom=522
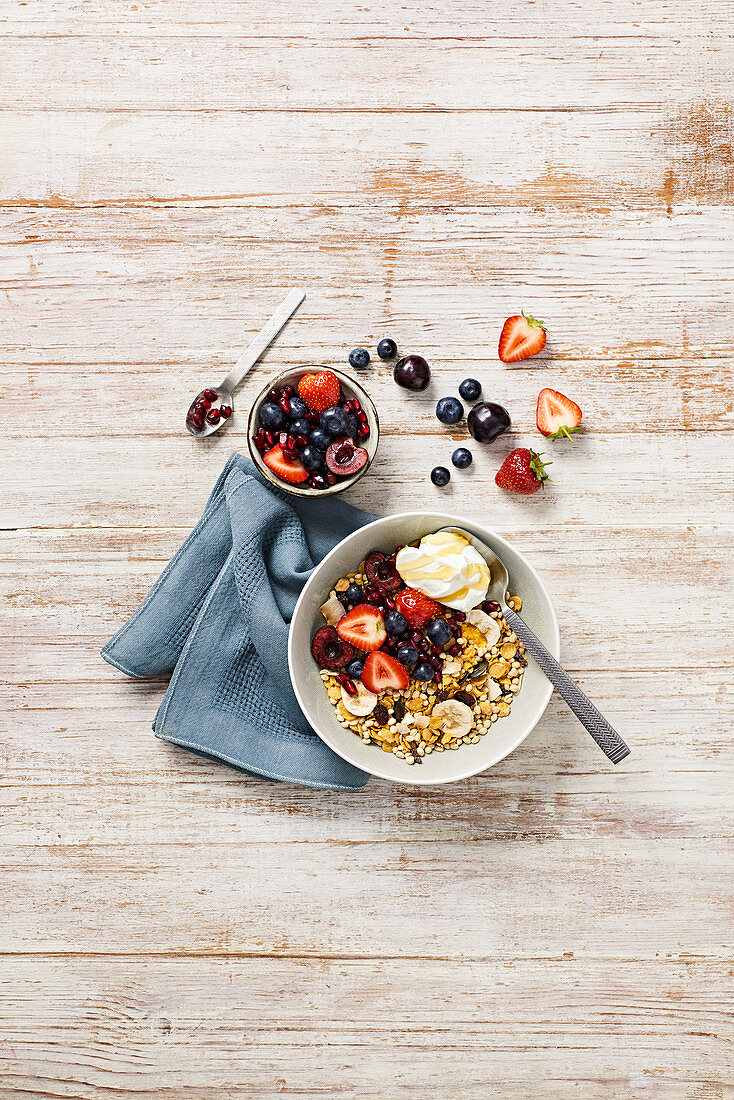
left=348, top=348, right=370, bottom=369
left=262, top=443, right=310, bottom=485
left=451, top=447, right=473, bottom=469
left=336, top=604, right=387, bottom=653
left=425, top=617, right=452, bottom=646
left=377, top=338, right=398, bottom=360
left=436, top=396, right=464, bottom=425
left=311, top=625, right=355, bottom=670
left=259, top=401, right=284, bottom=430
left=298, top=370, right=341, bottom=413
left=498, top=312, right=547, bottom=363
left=346, top=658, right=365, bottom=679
left=395, top=644, right=419, bottom=669
left=395, top=588, right=443, bottom=629
left=394, top=354, right=431, bottom=391
left=361, top=650, right=409, bottom=694
left=431, top=466, right=451, bottom=487
left=458, top=378, right=482, bottom=402
left=384, top=610, right=408, bottom=636
left=536, top=387, right=582, bottom=440
left=467, top=402, right=511, bottom=444
left=495, top=448, right=551, bottom=494
left=345, top=583, right=363, bottom=604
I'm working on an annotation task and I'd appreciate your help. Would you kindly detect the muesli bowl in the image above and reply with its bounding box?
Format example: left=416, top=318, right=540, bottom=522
left=288, top=511, right=560, bottom=785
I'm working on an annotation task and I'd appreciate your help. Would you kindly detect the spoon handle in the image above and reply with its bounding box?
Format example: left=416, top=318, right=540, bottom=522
left=504, top=607, right=630, bottom=764
left=221, top=288, right=306, bottom=394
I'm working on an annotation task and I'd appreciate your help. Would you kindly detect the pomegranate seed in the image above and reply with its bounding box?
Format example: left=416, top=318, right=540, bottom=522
left=204, top=388, right=218, bottom=401
left=268, top=388, right=280, bottom=403
left=410, top=631, right=423, bottom=646
left=220, top=405, right=232, bottom=419
left=343, top=679, right=358, bottom=696
left=383, top=597, right=395, bottom=610
left=341, top=402, right=351, bottom=413
left=285, top=433, right=297, bottom=450
left=255, top=427, right=265, bottom=443
left=255, top=437, right=266, bottom=453
left=430, top=644, right=442, bottom=656
left=418, top=640, right=429, bottom=653
left=283, top=384, right=295, bottom=397
left=326, top=472, right=337, bottom=486
left=357, top=409, right=368, bottom=421
left=295, top=434, right=309, bottom=448
left=454, top=611, right=466, bottom=623
left=199, top=397, right=211, bottom=411
left=305, top=410, right=318, bottom=425
left=434, top=671, right=442, bottom=684
left=206, top=409, right=221, bottom=425
left=429, top=656, right=442, bottom=670
left=336, top=672, right=349, bottom=685
left=348, top=399, right=361, bottom=411
left=190, top=413, right=203, bottom=430
left=449, top=643, right=461, bottom=656
left=264, top=431, right=276, bottom=447
left=312, top=475, right=327, bottom=490
left=278, top=395, right=291, bottom=415
left=357, top=425, right=370, bottom=439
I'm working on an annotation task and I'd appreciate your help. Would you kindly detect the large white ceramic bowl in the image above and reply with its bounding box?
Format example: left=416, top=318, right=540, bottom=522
left=289, top=512, right=560, bottom=785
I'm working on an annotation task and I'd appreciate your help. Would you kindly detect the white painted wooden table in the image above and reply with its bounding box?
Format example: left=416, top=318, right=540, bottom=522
left=2, top=3, right=733, bottom=1096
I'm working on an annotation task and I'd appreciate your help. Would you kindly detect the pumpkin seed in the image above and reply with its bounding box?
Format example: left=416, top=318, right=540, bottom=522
left=459, top=658, right=488, bottom=683
left=393, top=698, right=406, bottom=721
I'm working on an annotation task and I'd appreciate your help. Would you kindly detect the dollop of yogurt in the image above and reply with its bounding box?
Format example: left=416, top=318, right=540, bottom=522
left=395, top=530, right=490, bottom=612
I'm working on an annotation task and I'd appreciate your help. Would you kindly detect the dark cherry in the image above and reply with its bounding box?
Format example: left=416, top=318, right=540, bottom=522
left=467, top=401, right=511, bottom=444
left=394, top=354, right=431, bottom=391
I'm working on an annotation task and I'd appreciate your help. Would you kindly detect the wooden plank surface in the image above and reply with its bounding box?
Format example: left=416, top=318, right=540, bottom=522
left=1, top=0, right=733, bottom=1096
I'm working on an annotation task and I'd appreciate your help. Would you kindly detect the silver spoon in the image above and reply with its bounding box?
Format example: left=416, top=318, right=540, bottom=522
left=186, top=288, right=306, bottom=437
left=442, top=526, right=630, bottom=764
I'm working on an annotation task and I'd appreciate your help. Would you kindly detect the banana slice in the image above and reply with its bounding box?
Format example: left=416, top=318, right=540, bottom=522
left=341, top=681, right=378, bottom=716
left=432, top=699, right=474, bottom=738
left=465, top=608, right=501, bottom=647
left=487, top=678, right=502, bottom=701
left=320, top=595, right=346, bottom=626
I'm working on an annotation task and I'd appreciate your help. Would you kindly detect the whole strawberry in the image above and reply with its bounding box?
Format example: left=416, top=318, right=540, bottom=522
left=495, top=448, right=551, bottom=494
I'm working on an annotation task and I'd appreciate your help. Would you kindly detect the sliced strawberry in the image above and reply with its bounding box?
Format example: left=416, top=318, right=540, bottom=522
left=262, top=443, right=309, bottom=484
left=498, top=312, right=547, bottom=363
left=495, top=448, right=551, bottom=494
left=336, top=604, right=387, bottom=653
left=297, top=370, right=341, bottom=414
left=362, top=650, right=409, bottom=694
left=395, top=588, right=442, bottom=629
left=536, top=387, right=582, bottom=440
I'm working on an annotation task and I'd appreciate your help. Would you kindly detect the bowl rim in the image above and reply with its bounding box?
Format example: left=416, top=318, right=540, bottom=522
left=247, top=366, right=380, bottom=498
left=288, top=511, right=561, bottom=785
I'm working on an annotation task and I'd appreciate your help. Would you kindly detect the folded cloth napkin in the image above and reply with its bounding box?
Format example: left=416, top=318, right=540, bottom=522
left=102, top=453, right=375, bottom=790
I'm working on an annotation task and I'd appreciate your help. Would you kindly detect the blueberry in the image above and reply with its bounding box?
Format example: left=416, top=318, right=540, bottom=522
left=451, top=447, right=473, bottom=469
left=320, top=406, right=349, bottom=435
left=290, top=418, right=311, bottom=437
left=458, top=378, right=482, bottom=402
left=345, top=412, right=360, bottom=440
left=346, top=658, right=365, bottom=679
left=345, top=583, right=363, bottom=604
left=436, top=396, right=464, bottom=425
left=413, top=660, right=435, bottom=682
left=396, top=644, right=419, bottom=669
left=425, top=617, right=452, bottom=646
left=300, top=444, right=324, bottom=470
left=348, top=348, right=370, bottom=369
left=288, top=396, right=308, bottom=419
left=377, top=338, right=398, bottom=360
left=430, top=466, right=451, bottom=487
left=310, top=427, right=332, bottom=451
left=385, top=610, right=408, bottom=636
left=259, top=401, right=284, bottom=430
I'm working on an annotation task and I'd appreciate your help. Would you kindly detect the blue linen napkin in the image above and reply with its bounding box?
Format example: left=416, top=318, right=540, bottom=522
left=102, top=453, right=375, bottom=790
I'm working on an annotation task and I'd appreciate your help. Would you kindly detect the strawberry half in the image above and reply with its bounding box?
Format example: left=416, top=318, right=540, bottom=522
left=262, top=444, right=309, bottom=484
left=336, top=604, right=387, bottom=653
left=297, top=370, right=341, bottom=414
left=395, top=588, right=442, bottom=628
left=536, top=387, right=582, bottom=440
left=498, top=312, right=547, bottom=363
left=362, top=650, right=409, bottom=694
left=495, top=448, right=551, bottom=495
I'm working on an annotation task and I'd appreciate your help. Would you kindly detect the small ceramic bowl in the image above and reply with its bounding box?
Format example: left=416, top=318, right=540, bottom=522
left=247, top=366, right=379, bottom=498
left=289, top=511, right=560, bottom=785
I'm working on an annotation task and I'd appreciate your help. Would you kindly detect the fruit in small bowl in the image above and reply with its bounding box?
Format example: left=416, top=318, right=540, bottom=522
left=247, top=367, right=380, bottom=497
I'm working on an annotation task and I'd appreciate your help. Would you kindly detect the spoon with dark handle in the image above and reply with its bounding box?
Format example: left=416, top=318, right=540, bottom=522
left=186, top=288, right=306, bottom=437
left=441, top=527, right=630, bottom=764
